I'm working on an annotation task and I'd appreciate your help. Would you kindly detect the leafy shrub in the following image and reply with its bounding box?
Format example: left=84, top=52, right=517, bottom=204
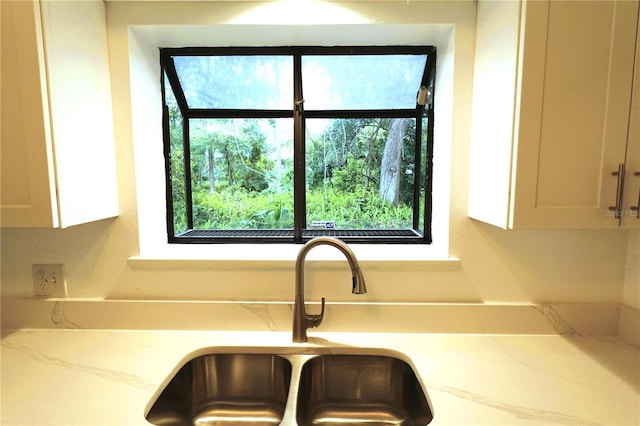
left=185, top=186, right=412, bottom=231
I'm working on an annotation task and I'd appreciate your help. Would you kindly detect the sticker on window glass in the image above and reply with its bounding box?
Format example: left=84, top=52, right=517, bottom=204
left=311, top=221, right=336, bottom=229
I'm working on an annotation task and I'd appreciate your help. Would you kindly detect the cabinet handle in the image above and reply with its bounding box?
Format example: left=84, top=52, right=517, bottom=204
left=632, top=171, right=640, bottom=219
left=609, top=163, right=625, bottom=220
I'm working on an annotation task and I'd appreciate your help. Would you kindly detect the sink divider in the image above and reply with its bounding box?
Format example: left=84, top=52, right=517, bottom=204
left=279, top=353, right=313, bottom=425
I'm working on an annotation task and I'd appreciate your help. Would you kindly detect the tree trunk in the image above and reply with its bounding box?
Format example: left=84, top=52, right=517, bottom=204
left=365, top=123, right=382, bottom=190
left=207, top=146, right=215, bottom=193
left=225, top=146, right=234, bottom=188
left=379, top=118, right=410, bottom=205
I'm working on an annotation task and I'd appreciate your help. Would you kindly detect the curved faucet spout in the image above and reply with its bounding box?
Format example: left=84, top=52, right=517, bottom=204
left=292, top=237, right=367, bottom=343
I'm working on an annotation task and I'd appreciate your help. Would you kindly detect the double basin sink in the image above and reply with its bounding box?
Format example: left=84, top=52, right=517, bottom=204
left=145, top=347, right=433, bottom=425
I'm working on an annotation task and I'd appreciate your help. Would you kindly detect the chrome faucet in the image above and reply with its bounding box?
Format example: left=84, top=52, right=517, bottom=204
left=292, top=237, right=367, bottom=342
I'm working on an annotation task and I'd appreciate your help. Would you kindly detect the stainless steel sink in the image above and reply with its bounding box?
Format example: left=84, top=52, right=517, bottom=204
left=146, top=349, right=433, bottom=426
left=296, top=354, right=433, bottom=425
left=146, top=353, right=292, bottom=425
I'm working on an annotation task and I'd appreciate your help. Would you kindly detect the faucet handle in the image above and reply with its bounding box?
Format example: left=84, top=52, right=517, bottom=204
left=310, top=297, right=325, bottom=328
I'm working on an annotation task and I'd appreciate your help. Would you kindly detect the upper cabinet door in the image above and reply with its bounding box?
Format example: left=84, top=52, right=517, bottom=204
left=469, top=0, right=639, bottom=229
left=622, top=22, right=640, bottom=229
left=0, top=0, right=118, bottom=228
left=1, top=0, right=58, bottom=227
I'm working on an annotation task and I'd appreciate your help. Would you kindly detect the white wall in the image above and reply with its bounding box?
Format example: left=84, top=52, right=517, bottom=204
left=0, top=1, right=632, bottom=306
left=623, top=231, right=640, bottom=310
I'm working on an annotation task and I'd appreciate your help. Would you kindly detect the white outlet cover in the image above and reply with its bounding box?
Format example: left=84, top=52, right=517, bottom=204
left=32, top=264, right=66, bottom=297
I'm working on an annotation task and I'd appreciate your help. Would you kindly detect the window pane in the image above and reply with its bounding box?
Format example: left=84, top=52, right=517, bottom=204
left=305, top=118, right=416, bottom=230
left=419, top=116, right=428, bottom=233
left=173, top=56, right=293, bottom=109
left=302, top=54, right=427, bottom=110
left=164, top=73, right=188, bottom=235
left=189, top=118, right=294, bottom=230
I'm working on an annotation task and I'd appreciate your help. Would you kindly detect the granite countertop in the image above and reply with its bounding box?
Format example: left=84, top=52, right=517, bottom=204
left=1, top=329, right=638, bottom=425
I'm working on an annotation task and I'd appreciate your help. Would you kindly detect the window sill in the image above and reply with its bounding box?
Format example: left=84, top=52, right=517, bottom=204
left=128, top=243, right=460, bottom=271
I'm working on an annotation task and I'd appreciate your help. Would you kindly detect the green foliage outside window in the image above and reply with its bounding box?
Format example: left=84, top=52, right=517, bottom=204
left=168, top=107, right=418, bottom=233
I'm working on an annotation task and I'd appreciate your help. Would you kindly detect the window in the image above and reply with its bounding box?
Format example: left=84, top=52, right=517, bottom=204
left=161, top=46, right=435, bottom=244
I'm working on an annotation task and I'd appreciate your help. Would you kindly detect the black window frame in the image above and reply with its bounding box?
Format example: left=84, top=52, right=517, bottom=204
left=160, top=45, right=436, bottom=244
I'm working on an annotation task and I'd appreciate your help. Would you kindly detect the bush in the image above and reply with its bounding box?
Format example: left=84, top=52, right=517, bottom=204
left=192, top=189, right=294, bottom=229
left=187, top=186, right=412, bottom=230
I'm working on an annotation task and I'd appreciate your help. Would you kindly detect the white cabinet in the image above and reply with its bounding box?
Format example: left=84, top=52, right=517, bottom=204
left=1, top=0, right=118, bottom=228
left=621, top=24, right=640, bottom=229
left=468, top=0, right=639, bottom=229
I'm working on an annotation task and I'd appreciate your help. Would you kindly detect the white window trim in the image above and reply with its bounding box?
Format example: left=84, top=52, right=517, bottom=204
left=129, top=24, right=454, bottom=263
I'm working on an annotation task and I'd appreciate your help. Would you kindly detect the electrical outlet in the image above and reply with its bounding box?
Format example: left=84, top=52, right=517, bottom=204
left=32, top=264, right=66, bottom=297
